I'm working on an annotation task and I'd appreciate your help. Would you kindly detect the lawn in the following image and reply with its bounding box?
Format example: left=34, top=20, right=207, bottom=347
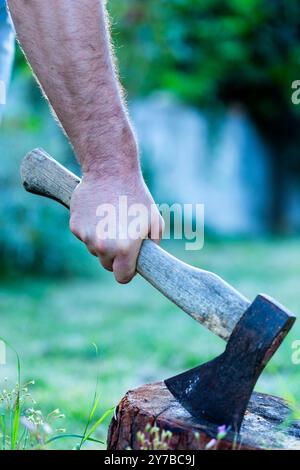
left=0, top=238, right=299, bottom=449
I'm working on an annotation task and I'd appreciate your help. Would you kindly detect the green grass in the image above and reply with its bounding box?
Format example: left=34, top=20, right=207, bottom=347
left=0, top=238, right=300, bottom=449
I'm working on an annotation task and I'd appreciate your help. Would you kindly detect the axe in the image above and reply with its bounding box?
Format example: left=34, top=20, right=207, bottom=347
left=21, top=148, right=296, bottom=432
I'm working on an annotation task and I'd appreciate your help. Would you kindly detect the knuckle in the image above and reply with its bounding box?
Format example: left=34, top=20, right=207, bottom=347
left=95, top=240, right=109, bottom=256
left=99, top=258, right=113, bottom=272
left=87, top=246, right=97, bottom=257
left=119, top=248, right=130, bottom=258
left=69, top=218, right=78, bottom=235
left=81, top=232, right=90, bottom=244
left=116, top=241, right=131, bottom=258
left=69, top=219, right=85, bottom=241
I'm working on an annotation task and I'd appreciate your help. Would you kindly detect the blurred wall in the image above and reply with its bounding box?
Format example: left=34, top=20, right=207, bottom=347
left=132, top=93, right=271, bottom=236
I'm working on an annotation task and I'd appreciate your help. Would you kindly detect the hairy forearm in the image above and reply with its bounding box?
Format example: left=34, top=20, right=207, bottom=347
left=7, top=0, right=139, bottom=174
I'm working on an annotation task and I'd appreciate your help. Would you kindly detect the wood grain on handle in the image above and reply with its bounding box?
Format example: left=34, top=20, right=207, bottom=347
left=21, top=148, right=250, bottom=340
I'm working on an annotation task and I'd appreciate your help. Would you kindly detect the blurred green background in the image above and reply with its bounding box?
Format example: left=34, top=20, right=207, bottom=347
left=0, top=0, right=300, bottom=448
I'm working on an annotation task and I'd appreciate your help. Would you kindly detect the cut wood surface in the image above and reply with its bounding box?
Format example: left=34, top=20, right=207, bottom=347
left=107, top=381, right=300, bottom=450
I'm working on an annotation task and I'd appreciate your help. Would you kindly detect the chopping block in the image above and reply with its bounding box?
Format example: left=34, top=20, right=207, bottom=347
left=107, top=382, right=300, bottom=450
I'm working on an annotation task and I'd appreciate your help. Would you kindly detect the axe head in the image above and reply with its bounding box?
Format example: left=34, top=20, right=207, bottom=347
left=165, top=295, right=296, bottom=432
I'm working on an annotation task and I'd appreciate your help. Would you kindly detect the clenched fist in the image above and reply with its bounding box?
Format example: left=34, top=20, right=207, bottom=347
left=70, top=168, right=164, bottom=284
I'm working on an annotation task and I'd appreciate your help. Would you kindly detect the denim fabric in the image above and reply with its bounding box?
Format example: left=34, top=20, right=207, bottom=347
left=0, top=2, right=15, bottom=114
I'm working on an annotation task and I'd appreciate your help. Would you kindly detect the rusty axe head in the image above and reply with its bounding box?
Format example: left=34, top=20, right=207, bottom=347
left=165, top=294, right=296, bottom=432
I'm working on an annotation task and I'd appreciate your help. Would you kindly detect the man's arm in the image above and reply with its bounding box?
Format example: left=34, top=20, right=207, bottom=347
left=7, top=0, right=163, bottom=283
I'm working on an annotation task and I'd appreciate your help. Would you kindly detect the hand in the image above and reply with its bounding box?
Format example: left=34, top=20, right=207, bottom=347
left=69, top=169, right=164, bottom=284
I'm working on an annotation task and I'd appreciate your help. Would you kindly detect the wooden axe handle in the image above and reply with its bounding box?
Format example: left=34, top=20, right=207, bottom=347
left=21, top=148, right=250, bottom=340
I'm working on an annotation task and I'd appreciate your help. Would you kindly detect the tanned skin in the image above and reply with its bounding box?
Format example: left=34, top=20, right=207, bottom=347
left=7, top=0, right=164, bottom=283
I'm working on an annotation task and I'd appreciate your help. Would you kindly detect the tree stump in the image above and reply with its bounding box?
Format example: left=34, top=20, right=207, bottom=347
left=107, top=381, right=300, bottom=450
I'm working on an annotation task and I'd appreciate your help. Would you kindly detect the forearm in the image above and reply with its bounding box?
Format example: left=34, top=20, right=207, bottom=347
left=7, top=0, right=138, bottom=174
left=7, top=0, right=163, bottom=283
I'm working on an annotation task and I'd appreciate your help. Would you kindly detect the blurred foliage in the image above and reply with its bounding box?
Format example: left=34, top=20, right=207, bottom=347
left=1, top=0, right=300, bottom=274
left=110, top=0, right=300, bottom=109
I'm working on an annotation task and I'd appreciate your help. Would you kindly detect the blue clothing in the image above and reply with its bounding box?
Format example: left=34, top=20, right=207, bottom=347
left=0, top=1, right=15, bottom=114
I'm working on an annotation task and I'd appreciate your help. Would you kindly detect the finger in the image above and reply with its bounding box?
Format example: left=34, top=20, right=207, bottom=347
left=113, top=256, right=137, bottom=284
left=112, top=240, right=141, bottom=284
left=94, top=239, right=116, bottom=272
left=98, top=253, right=114, bottom=272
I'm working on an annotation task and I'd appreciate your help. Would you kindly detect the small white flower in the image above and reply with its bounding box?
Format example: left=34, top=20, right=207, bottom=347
left=21, top=416, right=37, bottom=434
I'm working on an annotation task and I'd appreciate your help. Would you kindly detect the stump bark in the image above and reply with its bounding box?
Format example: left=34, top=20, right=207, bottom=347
left=107, top=381, right=300, bottom=450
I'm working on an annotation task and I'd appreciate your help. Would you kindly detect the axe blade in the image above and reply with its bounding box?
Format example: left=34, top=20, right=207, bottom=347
left=165, top=295, right=296, bottom=432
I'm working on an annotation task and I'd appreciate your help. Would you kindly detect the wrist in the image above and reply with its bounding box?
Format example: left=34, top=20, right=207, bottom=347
left=77, top=116, right=141, bottom=178
left=83, top=157, right=141, bottom=181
